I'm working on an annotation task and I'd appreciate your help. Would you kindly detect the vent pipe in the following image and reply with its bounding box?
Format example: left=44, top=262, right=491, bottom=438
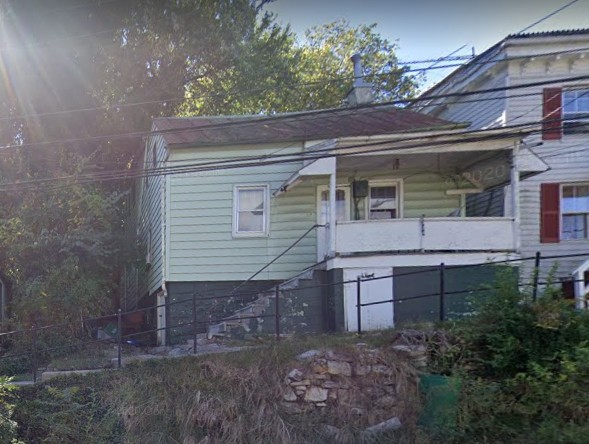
left=345, top=53, right=374, bottom=106
left=351, top=53, right=363, bottom=87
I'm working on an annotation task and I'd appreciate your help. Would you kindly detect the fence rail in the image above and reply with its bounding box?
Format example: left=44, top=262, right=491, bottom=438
left=0, top=250, right=587, bottom=382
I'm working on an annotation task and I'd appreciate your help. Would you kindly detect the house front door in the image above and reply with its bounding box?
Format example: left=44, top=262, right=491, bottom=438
left=343, top=268, right=394, bottom=331
left=317, top=186, right=350, bottom=260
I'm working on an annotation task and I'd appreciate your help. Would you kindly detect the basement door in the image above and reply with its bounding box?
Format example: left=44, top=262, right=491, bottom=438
left=343, top=268, right=394, bottom=331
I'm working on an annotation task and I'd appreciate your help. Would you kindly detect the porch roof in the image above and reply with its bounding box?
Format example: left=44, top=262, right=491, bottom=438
left=274, top=137, right=547, bottom=196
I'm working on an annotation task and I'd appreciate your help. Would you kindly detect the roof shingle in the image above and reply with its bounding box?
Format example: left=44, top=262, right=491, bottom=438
left=153, top=105, right=457, bottom=147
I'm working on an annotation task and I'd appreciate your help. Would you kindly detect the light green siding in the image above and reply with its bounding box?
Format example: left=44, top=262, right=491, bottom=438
left=165, top=144, right=467, bottom=283
left=343, top=171, right=461, bottom=219
left=137, top=133, right=167, bottom=296
left=403, top=173, right=461, bottom=218
left=168, top=143, right=318, bottom=282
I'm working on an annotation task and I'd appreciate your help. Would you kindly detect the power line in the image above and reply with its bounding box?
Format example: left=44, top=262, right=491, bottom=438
left=0, top=122, right=540, bottom=192
left=0, top=73, right=587, bottom=154
left=517, top=0, right=581, bottom=34
left=0, top=135, right=525, bottom=192
left=0, top=45, right=587, bottom=125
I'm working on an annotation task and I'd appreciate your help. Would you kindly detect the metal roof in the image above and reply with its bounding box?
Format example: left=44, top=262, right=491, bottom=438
left=152, top=104, right=457, bottom=147
left=506, top=28, right=589, bottom=39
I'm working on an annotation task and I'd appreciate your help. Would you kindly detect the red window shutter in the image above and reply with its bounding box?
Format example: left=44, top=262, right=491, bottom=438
left=542, top=88, right=562, bottom=140
left=540, top=183, right=560, bottom=243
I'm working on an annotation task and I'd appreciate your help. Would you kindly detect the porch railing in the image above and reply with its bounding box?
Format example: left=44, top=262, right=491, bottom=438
left=335, top=217, right=516, bottom=254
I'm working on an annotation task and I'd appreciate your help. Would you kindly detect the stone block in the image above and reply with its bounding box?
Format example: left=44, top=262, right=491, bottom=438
left=311, top=365, right=328, bottom=375
left=287, top=368, right=304, bottom=381
left=283, top=387, right=298, bottom=402
left=296, top=350, right=323, bottom=361
left=364, top=417, right=402, bottom=435
left=354, top=364, right=371, bottom=376
left=305, top=387, right=328, bottom=402
left=311, top=374, right=329, bottom=380
left=327, top=360, right=352, bottom=377
left=323, top=381, right=340, bottom=389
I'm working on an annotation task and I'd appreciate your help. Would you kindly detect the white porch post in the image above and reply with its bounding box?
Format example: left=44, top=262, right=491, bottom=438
left=510, top=142, right=521, bottom=251
left=329, top=170, right=337, bottom=257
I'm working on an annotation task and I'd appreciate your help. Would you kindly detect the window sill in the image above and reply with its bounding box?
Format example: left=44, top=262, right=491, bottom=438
left=232, top=232, right=270, bottom=239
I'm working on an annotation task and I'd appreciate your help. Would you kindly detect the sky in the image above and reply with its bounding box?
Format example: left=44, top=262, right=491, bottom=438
left=266, top=0, right=589, bottom=88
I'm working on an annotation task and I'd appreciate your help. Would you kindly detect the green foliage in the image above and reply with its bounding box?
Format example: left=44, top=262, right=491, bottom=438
left=0, top=177, right=129, bottom=328
left=179, top=18, right=421, bottom=115
left=0, top=376, right=23, bottom=444
left=434, top=271, right=589, bottom=442
left=298, top=20, right=421, bottom=107
left=14, top=380, right=122, bottom=443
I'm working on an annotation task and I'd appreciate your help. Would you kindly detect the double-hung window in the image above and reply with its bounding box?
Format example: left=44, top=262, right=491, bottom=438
left=368, top=183, right=399, bottom=219
left=562, top=89, right=589, bottom=135
left=542, top=87, right=589, bottom=139
left=561, top=184, right=589, bottom=240
left=233, top=185, right=269, bottom=236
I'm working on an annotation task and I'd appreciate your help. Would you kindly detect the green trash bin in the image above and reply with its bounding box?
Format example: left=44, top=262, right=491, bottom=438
left=418, top=374, right=461, bottom=432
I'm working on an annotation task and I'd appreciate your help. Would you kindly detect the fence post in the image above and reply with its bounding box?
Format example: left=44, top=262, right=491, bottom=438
left=192, top=293, right=197, bottom=354
left=439, top=263, right=446, bottom=322
left=31, top=324, right=37, bottom=383
left=356, top=276, right=362, bottom=335
left=275, top=286, right=281, bottom=341
left=532, top=251, right=541, bottom=301
left=117, top=308, right=122, bottom=369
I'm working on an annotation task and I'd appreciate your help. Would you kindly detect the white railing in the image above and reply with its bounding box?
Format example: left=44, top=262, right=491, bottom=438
left=335, top=217, right=516, bottom=254
left=573, top=259, right=589, bottom=309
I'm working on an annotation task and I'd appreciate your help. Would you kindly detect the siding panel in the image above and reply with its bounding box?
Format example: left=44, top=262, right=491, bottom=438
left=168, top=143, right=318, bottom=282
left=136, top=133, right=168, bottom=297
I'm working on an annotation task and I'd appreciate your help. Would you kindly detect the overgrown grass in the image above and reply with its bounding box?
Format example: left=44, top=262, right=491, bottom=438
left=12, top=333, right=422, bottom=443
left=11, top=270, right=589, bottom=443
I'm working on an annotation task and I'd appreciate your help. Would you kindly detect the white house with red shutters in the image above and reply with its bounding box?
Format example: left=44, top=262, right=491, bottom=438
left=419, top=29, right=589, bottom=303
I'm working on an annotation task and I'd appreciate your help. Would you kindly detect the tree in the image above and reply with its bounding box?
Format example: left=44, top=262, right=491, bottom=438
left=0, top=2, right=423, bottom=330
left=296, top=20, right=421, bottom=108
left=178, top=19, right=421, bottom=115
left=0, top=0, right=282, bottom=326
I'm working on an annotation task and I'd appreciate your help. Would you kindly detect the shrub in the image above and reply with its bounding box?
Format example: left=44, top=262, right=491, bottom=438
left=439, top=270, right=589, bottom=442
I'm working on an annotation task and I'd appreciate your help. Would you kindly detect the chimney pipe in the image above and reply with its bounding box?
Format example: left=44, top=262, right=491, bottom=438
left=351, top=53, right=363, bottom=87
left=345, top=53, right=374, bottom=106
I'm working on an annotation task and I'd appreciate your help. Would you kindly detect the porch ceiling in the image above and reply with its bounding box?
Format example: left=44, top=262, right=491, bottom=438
left=336, top=151, right=501, bottom=175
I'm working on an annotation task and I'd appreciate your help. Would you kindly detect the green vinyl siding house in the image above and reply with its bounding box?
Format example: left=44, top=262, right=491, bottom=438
left=130, top=104, right=542, bottom=345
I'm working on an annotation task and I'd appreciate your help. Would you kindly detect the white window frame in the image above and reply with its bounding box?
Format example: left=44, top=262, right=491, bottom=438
left=562, top=88, right=589, bottom=135
left=365, top=180, right=403, bottom=220
left=233, top=185, right=270, bottom=237
left=560, top=183, right=589, bottom=241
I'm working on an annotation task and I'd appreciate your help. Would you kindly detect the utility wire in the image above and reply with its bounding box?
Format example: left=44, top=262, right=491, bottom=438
left=0, top=123, right=540, bottom=192
left=1, top=73, right=588, bottom=154
left=0, top=46, right=587, bottom=125
left=517, top=0, right=581, bottom=34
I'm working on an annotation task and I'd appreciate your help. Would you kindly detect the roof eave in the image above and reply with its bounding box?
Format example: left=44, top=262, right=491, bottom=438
left=162, top=122, right=469, bottom=149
